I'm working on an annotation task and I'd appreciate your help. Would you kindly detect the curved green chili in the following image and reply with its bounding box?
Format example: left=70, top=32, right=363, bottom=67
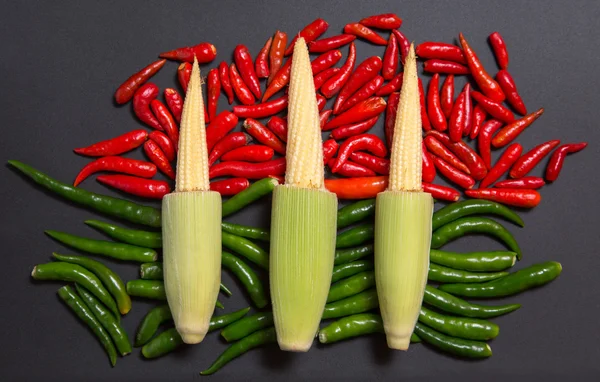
left=135, top=305, right=172, bottom=347
left=85, top=219, right=162, bottom=248
left=221, top=231, right=269, bottom=269
left=8, top=160, right=161, bottom=227
left=57, top=285, right=117, bottom=367
left=334, top=244, right=374, bottom=265
left=318, top=313, right=420, bottom=344
left=327, top=271, right=375, bottom=303
left=222, top=177, right=278, bottom=218
left=432, top=199, right=524, bottom=231
left=126, top=279, right=225, bottom=308
left=32, top=262, right=119, bottom=318
left=423, top=285, right=521, bottom=318
left=52, top=253, right=131, bottom=315
left=201, top=327, right=277, bottom=375
left=430, top=217, right=522, bottom=259
left=209, top=307, right=252, bottom=331
left=336, top=223, right=374, bottom=248
left=221, top=222, right=270, bottom=242
left=331, top=260, right=374, bottom=283
left=139, top=262, right=164, bottom=280
left=429, top=263, right=508, bottom=283
left=430, top=249, right=516, bottom=272
left=141, top=328, right=183, bottom=359
left=414, top=322, right=492, bottom=359
left=322, top=288, right=379, bottom=319
left=220, top=312, right=274, bottom=342
left=222, top=251, right=268, bottom=308
left=418, top=306, right=499, bottom=341
left=337, top=199, right=376, bottom=229
left=75, top=284, right=132, bottom=356
left=439, top=261, right=562, bottom=298
left=46, top=230, right=157, bottom=263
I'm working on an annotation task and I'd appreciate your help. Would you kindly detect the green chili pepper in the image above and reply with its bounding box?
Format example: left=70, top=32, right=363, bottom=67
left=52, top=253, right=131, bottom=315
left=220, top=312, right=274, bottom=342
left=337, top=199, right=376, bottom=229
left=85, top=219, right=162, bottom=248
left=139, top=262, right=164, bottom=280
left=336, top=223, right=374, bottom=248
left=222, top=177, right=278, bottom=218
left=135, top=305, right=173, bottom=347
left=439, top=261, right=562, bottom=298
left=322, top=288, right=379, bottom=319
left=414, top=322, right=492, bottom=359
left=331, top=260, right=374, bottom=283
left=221, top=222, right=270, bottom=242
left=209, top=307, right=251, bottom=331
left=201, top=327, right=277, bottom=375
left=423, top=285, right=521, bottom=318
left=222, top=252, right=268, bottom=308
left=221, top=231, right=269, bottom=269
left=57, top=285, right=117, bottom=367
left=334, top=244, right=374, bottom=265
left=432, top=199, right=524, bottom=231
left=318, top=313, right=420, bottom=344
left=418, top=306, right=498, bottom=341
left=46, top=230, right=157, bottom=263
left=141, top=328, right=183, bottom=359
left=32, top=262, right=119, bottom=318
left=126, top=279, right=225, bottom=308
left=428, top=263, right=508, bottom=283
left=327, top=271, right=375, bottom=303
left=75, top=284, right=132, bottom=356
left=430, top=249, right=516, bottom=272
left=431, top=217, right=522, bottom=259
left=8, top=160, right=161, bottom=227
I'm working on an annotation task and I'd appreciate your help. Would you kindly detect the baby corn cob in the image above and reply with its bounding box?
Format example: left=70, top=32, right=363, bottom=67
left=270, top=37, right=338, bottom=352
left=374, top=44, right=433, bottom=350
left=162, top=57, right=221, bottom=344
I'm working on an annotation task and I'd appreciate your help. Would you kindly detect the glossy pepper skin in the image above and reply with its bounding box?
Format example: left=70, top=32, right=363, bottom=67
left=416, top=42, right=466, bottom=64
left=321, top=43, right=357, bottom=98
left=449, top=86, right=467, bottom=142
left=221, top=145, right=274, bottom=163
left=382, top=33, right=399, bottom=80
left=496, top=70, right=526, bottom=115
left=421, top=143, right=437, bottom=183
left=219, top=62, right=235, bottom=104
left=164, top=88, right=183, bottom=123
left=324, top=97, right=386, bottom=130
left=74, top=130, right=148, bottom=157
left=133, top=83, right=162, bottom=130
left=418, top=78, right=432, bottom=131
left=230, top=63, right=256, bottom=105
left=150, top=100, right=179, bottom=146
left=334, top=56, right=382, bottom=114
left=309, top=34, right=356, bottom=53
left=143, top=140, right=175, bottom=180
left=328, top=158, right=376, bottom=177
left=268, top=31, right=287, bottom=85
left=343, top=23, right=387, bottom=45
left=284, top=18, right=329, bottom=55
left=423, top=285, right=521, bottom=318
left=255, top=37, right=272, bottom=78
left=479, top=143, right=523, bottom=188
left=314, top=68, right=340, bottom=90
left=359, top=13, right=403, bottom=29
left=431, top=199, right=524, bottom=231
left=440, top=74, right=454, bottom=119
left=210, top=178, right=250, bottom=196
left=427, top=73, right=448, bottom=131
left=149, top=131, right=176, bottom=162
left=233, top=96, right=288, bottom=119
left=74, top=156, right=156, bottom=186
left=115, top=59, right=166, bottom=104
left=234, top=44, right=262, bottom=99
left=459, top=33, right=505, bottom=102
left=376, top=73, right=403, bottom=96
left=469, top=105, right=487, bottom=139
left=206, top=111, right=240, bottom=151
left=97, top=174, right=170, bottom=199
left=159, top=42, right=217, bottom=63
left=510, top=140, right=560, bottom=178
left=384, top=92, right=400, bottom=147
left=431, top=156, right=476, bottom=189
left=208, top=132, right=251, bottom=166
left=495, top=176, right=545, bottom=189
left=427, top=130, right=488, bottom=180
left=465, top=188, right=541, bottom=209
left=391, top=29, right=410, bottom=64
left=340, top=75, right=384, bottom=115
left=477, top=120, right=504, bottom=170
left=492, top=108, right=544, bottom=148
left=330, top=116, right=379, bottom=140
left=266, top=116, right=288, bottom=142
left=350, top=152, right=389, bottom=175
left=545, top=142, right=588, bottom=182
left=322, top=139, right=339, bottom=164
left=331, top=134, right=387, bottom=173
left=489, top=32, right=509, bottom=70
left=424, top=60, right=469, bottom=75
left=207, top=68, right=221, bottom=121
left=424, top=135, right=470, bottom=174
left=177, top=62, right=192, bottom=93
left=471, top=91, right=514, bottom=124
left=209, top=158, right=286, bottom=179
left=243, top=118, right=286, bottom=155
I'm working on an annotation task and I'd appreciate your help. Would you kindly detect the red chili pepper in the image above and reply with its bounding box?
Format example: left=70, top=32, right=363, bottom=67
left=423, top=59, right=470, bottom=75
left=328, top=158, right=376, bottom=177
left=509, top=139, right=560, bottom=179
left=74, top=157, right=157, bottom=187
left=314, top=68, right=340, bottom=91
left=424, top=135, right=470, bottom=174
left=159, top=42, right=217, bottom=63
left=391, top=30, right=410, bottom=65
left=206, top=111, right=239, bottom=151
left=308, top=34, right=356, bottom=53
left=477, top=119, right=504, bottom=170
left=266, top=116, right=288, bottom=143
left=320, top=109, right=333, bottom=128
left=448, top=87, right=466, bottom=142
left=207, top=68, right=221, bottom=122
left=268, top=31, right=288, bottom=85
left=74, top=130, right=148, bottom=157
left=243, top=118, right=286, bottom=155
left=268, top=175, right=285, bottom=184
left=233, top=45, right=262, bottom=99
left=489, top=32, right=509, bottom=70
left=311, top=50, right=343, bottom=74
left=459, top=33, right=505, bottom=102
left=384, top=92, right=400, bottom=147
left=143, top=140, right=175, bottom=180
left=376, top=73, right=403, bottom=96
left=133, top=83, right=162, bottom=130
left=382, top=33, right=399, bottom=80
left=423, top=182, right=460, bottom=202
left=492, top=108, right=544, bottom=148
left=221, top=145, right=275, bottom=163
left=418, top=79, right=432, bottom=132
left=350, top=152, right=389, bottom=175
left=285, top=18, right=329, bottom=56
left=545, top=142, right=588, bottom=182
left=465, top=188, right=541, bottom=208
left=210, top=178, right=250, bottom=196
left=164, top=88, right=183, bottom=123
left=334, top=56, right=382, bottom=114
left=177, top=62, right=192, bottom=93
left=331, top=134, right=387, bottom=173
left=480, top=143, right=523, bottom=188
left=233, top=96, right=288, bottom=119
left=263, top=58, right=292, bottom=101
left=422, top=143, right=437, bottom=183
left=330, top=116, right=379, bottom=141
left=219, top=61, right=235, bottom=105
left=427, top=73, right=447, bottom=132
left=325, top=176, right=387, bottom=199
left=427, top=130, right=488, bottom=180
left=149, top=131, right=176, bottom=162
left=317, top=94, right=327, bottom=111
left=321, top=43, right=357, bottom=99
left=496, top=70, right=527, bottom=115
left=323, top=139, right=339, bottom=164
left=97, top=174, right=170, bottom=199
left=471, top=91, right=514, bottom=124
left=343, top=23, right=387, bottom=45
left=255, top=37, right=273, bottom=79
left=324, top=97, right=386, bottom=130
left=431, top=156, right=475, bottom=189
left=440, top=74, right=454, bottom=119
left=469, top=105, right=487, bottom=139
left=415, top=42, right=466, bottom=64
left=462, top=83, right=472, bottom=136
left=150, top=100, right=179, bottom=147
left=208, top=132, right=250, bottom=166
left=115, top=59, right=166, bottom=104
left=229, top=63, right=256, bottom=105
left=495, top=177, right=545, bottom=190
left=360, top=13, right=403, bottom=30
left=209, top=158, right=286, bottom=179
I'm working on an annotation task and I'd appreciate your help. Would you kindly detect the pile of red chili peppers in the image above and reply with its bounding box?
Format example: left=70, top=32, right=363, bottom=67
left=74, top=13, right=587, bottom=208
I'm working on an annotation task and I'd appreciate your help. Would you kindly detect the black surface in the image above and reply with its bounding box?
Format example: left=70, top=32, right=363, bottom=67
left=1, top=1, right=599, bottom=380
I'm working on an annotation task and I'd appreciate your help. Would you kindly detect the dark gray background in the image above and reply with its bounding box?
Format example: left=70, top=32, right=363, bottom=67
left=1, top=0, right=599, bottom=380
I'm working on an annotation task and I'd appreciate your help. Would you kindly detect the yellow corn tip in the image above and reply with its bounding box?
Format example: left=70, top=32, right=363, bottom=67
left=388, top=44, right=422, bottom=192
left=175, top=56, right=210, bottom=192
left=285, top=37, right=325, bottom=189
